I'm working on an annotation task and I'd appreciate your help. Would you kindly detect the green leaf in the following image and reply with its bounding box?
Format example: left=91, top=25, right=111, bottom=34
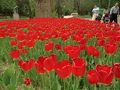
left=2, top=63, right=16, bottom=86
left=7, top=85, right=16, bottom=90
left=9, top=73, right=16, bottom=88
left=22, top=85, right=34, bottom=90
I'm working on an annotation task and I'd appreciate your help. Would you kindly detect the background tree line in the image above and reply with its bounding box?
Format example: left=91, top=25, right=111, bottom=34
left=0, top=0, right=119, bottom=18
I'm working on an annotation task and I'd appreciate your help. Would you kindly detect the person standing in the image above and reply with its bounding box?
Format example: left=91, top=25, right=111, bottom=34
left=102, top=8, right=110, bottom=23
left=110, top=3, right=119, bottom=23
left=92, top=5, right=100, bottom=21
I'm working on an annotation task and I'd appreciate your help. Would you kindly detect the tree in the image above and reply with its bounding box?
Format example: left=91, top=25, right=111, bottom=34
left=0, top=0, right=16, bottom=16
left=74, top=0, right=80, bottom=15
left=35, top=0, right=51, bottom=17
left=56, top=0, right=63, bottom=17
left=99, top=0, right=103, bottom=7
left=108, top=0, right=111, bottom=9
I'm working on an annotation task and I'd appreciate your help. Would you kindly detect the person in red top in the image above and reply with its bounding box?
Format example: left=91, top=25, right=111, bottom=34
left=102, top=8, right=110, bottom=23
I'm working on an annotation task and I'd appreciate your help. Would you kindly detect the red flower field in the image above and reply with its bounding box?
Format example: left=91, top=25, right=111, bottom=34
left=0, top=18, right=120, bottom=89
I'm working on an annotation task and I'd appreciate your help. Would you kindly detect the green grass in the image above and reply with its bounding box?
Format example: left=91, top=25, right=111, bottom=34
left=79, top=15, right=91, bottom=18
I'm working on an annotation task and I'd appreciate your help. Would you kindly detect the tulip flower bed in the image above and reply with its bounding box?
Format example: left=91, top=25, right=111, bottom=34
left=0, top=18, right=120, bottom=90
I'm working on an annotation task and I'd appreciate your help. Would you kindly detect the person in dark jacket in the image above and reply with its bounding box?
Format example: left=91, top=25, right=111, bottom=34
left=110, top=3, right=119, bottom=23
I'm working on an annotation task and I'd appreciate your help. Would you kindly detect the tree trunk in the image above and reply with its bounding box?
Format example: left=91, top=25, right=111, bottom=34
left=74, top=0, right=80, bottom=15
left=35, top=0, right=51, bottom=17
left=50, top=0, right=55, bottom=12
left=56, top=0, right=63, bottom=17
left=99, top=0, right=103, bottom=7
left=74, top=0, right=77, bottom=10
left=77, top=0, right=80, bottom=15
left=108, top=0, right=111, bottom=9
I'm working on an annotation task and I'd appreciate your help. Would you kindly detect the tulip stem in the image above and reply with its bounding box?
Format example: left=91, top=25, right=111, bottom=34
left=63, top=79, right=66, bottom=90
left=113, top=79, right=117, bottom=90
left=106, top=55, right=112, bottom=65
left=94, top=85, right=97, bottom=90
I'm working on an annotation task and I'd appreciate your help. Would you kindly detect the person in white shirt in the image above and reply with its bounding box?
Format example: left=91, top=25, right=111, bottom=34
left=110, top=3, right=119, bottom=23
left=92, top=5, right=100, bottom=20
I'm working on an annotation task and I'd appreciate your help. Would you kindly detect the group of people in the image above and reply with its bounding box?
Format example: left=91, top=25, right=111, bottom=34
left=92, top=3, right=119, bottom=24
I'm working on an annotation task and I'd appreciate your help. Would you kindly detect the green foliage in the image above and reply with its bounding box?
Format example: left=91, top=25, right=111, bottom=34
left=60, top=0, right=120, bottom=15
left=62, top=0, right=74, bottom=15
left=80, top=0, right=95, bottom=15
left=0, top=63, right=16, bottom=90
left=0, top=0, right=16, bottom=15
left=0, top=0, right=35, bottom=17
left=17, top=0, right=35, bottom=17
left=28, top=0, right=35, bottom=18
left=0, top=0, right=119, bottom=17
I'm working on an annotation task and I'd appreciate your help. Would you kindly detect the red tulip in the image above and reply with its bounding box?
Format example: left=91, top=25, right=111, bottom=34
left=107, top=37, right=116, bottom=44
left=55, top=60, right=71, bottom=79
left=17, top=43, right=24, bottom=50
left=79, top=43, right=86, bottom=51
left=35, top=56, right=46, bottom=74
left=9, top=40, right=17, bottom=47
left=72, top=58, right=86, bottom=77
left=72, top=34, right=84, bottom=43
left=113, top=63, right=120, bottom=79
left=104, top=43, right=118, bottom=54
left=60, top=32, right=69, bottom=41
left=97, top=38, right=105, bottom=46
left=79, top=38, right=86, bottom=45
left=43, top=54, right=56, bottom=72
left=86, top=32, right=94, bottom=39
left=23, top=78, right=31, bottom=86
left=95, top=65, right=113, bottom=85
left=72, top=34, right=80, bottom=42
left=78, top=38, right=86, bottom=50
left=9, top=50, right=20, bottom=59
left=17, top=40, right=26, bottom=49
left=26, top=40, right=35, bottom=48
left=86, top=46, right=100, bottom=57
left=86, top=70, right=99, bottom=85
left=55, top=44, right=61, bottom=50
left=21, top=49, right=28, bottom=55
left=0, top=31, right=5, bottom=38
left=18, top=59, right=34, bottom=72
left=44, top=42, right=54, bottom=51
left=26, top=31, right=38, bottom=41
left=64, top=45, right=81, bottom=59
left=16, top=31, right=25, bottom=41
